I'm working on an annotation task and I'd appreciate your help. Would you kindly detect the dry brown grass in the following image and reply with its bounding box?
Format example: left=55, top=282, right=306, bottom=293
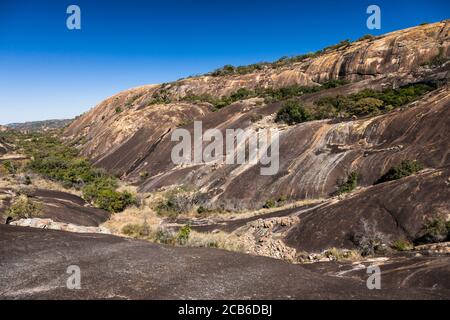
left=186, top=230, right=249, bottom=252
left=101, top=205, right=161, bottom=234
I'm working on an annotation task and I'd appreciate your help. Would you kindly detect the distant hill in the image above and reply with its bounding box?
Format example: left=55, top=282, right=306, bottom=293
left=6, top=119, right=72, bottom=132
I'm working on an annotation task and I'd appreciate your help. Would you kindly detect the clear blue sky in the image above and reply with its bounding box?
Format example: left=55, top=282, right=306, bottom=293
left=0, top=0, right=448, bottom=124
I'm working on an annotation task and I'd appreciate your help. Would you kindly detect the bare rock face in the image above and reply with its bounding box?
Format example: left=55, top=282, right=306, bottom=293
left=284, top=167, right=450, bottom=253
left=10, top=218, right=111, bottom=234
left=64, top=21, right=450, bottom=209
left=2, top=224, right=449, bottom=299
left=64, top=86, right=212, bottom=176
left=0, top=188, right=110, bottom=227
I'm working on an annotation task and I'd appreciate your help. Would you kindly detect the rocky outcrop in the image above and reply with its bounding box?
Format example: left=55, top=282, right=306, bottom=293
left=64, top=20, right=450, bottom=210
left=0, top=188, right=110, bottom=227
left=284, top=167, right=450, bottom=252
left=10, top=218, right=110, bottom=234
left=111, top=83, right=449, bottom=210
left=65, top=91, right=212, bottom=175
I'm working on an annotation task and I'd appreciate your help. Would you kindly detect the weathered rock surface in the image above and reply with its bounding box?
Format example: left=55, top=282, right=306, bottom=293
left=303, top=254, right=450, bottom=293
left=64, top=21, right=450, bottom=210
left=10, top=218, right=110, bottom=234
left=0, top=188, right=110, bottom=226
left=1, top=225, right=449, bottom=299
left=284, top=167, right=450, bottom=252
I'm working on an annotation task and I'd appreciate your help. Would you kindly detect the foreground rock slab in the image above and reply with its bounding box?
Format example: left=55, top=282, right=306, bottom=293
left=1, top=225, right=449, bottom=299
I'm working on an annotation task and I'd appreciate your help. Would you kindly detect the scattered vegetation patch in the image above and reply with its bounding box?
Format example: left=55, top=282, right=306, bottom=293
left=275, top=83, right=435, bottom=125
left=262, top=196, right=287, bottom=209
left=154, top=187, right=197, bottom=217
left=177, top=224, right=191, bottom=245
left=375, top=160, right=423, bottom=184
left=324, top=248, right=361, bottom=262
left=2, top=160, right=17, bottom=174
left=181, top=88, right=257, bottom=110
left=323, top=39, right=352, bottom=52
left=155, top=80, right=348, bottom=110
left=264, top=80, right=348, bottom=104
left=356, top=34, right=374, bottom=42
left=336, top=172, right=358, bottom=195
left=415, top=218, right=450, bottom=245
left=16, top=131, right=136, bottom=213
left=392, top=239, right=414, bottom=251
left=275, top=101, right=313, bottom=125
left=207, top=39, right=357, bottom=77
left=316, top=83, right=434, bottom=117
left=125, top=93, right=142, bottom=107
left=263, top=199, right=277, bottom=209
left=7, top=194, right=42, bottom=219
left=139, top=171, right=149, bottom=179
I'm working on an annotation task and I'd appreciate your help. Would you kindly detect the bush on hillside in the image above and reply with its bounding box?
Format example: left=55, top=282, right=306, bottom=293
left=275, top=101, right=314, bottom=125
left=336, top=172, right=358, bottom=195
left=415, top=218, right=450, bottom=245
left=7, top=195, right=42, bottom=219
left=375, top=160, right=423, bottom=184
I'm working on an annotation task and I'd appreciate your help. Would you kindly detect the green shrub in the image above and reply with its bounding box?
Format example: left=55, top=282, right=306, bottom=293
left=337, top=172, right=358, bottom=195
left=263, top=199, right=276, bottom=209
left=353, top=97, right=384, bottom=116
left=415, top=218, right=450, bottom=245
left=375, top=160, right=423, bottom=184
left=3, top=160, right=16, bottom=174
left=356, top=34, right=374, bottom=41
left=7, top=195, right=42, bottom=219
left=180, top=80, right=348, bottom=110
left=139, top=171, right=149, bottom=179
left=275, top=101, right=314, bottom=125
left=115, top=107, right=123, bottom=114
left=197, top=206, right=207, bottom=214
left=18, top=132, right=136, bottom=213
left=273, top=82, right=433, bottom=126
left=392, top=239, right=413, bottom=251
left=177, top=224, right=191, bottom=245
left=83, top=182, right=136, bottom=213
left=316, top=83, right=435, bottom=120
left=323, top=39, right=351, bottom=52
